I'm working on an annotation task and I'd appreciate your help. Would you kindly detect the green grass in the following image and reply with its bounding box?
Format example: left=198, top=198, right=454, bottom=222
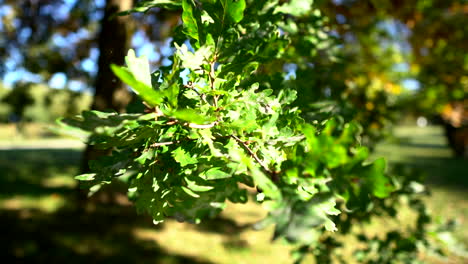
left=0, top=123, right=60, bottom=140
left=0, top=125, right=466, bottom=263
left=0, top=131, right=296, bottom=263
left=374, top=126, right=468, bottom=251
left=374, top=126, right=468, bottom=190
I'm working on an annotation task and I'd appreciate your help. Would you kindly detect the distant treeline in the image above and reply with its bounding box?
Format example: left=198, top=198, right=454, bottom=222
left=0, top=83, right=92, bottom=123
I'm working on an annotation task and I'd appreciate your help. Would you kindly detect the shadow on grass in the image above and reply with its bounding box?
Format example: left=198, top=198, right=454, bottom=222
left=400, top=142, right=448, bottom=149
left=0, top=148, right=81, bottom=197
left=194, top=216, right=251, bottom=234
left=0, top=148, right=219, bottom=263
left=402, top=156, right=468, bottom=190
left=0, top=206, right=215, bottom=264
left=379, top=126, right=468, bottom=190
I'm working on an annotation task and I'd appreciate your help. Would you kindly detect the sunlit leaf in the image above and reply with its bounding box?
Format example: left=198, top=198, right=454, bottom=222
left=111, top=64, right=164, bottom=107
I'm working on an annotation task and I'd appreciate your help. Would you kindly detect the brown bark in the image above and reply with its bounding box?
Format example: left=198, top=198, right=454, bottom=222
left=81, top=0, right=134, bottom=173
left=92, top=0, right=134, bottom=113
left=77, top=0, right=135, bottom=209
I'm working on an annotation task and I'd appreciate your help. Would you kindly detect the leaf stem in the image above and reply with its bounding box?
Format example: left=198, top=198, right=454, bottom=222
left=209, top=60, right=219, bottom=107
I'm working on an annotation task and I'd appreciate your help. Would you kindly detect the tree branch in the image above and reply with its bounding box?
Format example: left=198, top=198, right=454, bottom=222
left=209, top=60, right=219, bottom=107
left=231, top=135, right=274, bottom=176
left=150, top=141, right=177, bottom=147
left=186, top=121, right=218, bottom=129
left=185, top=81, right=208, bottom=104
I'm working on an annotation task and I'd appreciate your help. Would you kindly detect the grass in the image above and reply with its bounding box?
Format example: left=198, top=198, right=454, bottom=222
left=0, top=123, right=84, bottom=149
left=374, top=126, right=468, bottom=190
left=0, top=123, right=59, bottom=140
left=374, top=126, right=468, bottom=252
left=0, top=125, right=467, bottom=263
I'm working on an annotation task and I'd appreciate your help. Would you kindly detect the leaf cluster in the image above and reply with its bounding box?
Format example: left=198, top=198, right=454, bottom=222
left=57, top=0, right=459, bottom=262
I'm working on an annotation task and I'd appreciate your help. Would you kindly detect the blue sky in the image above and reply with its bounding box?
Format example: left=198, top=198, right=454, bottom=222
left=1, top=0, right=421, bottom=93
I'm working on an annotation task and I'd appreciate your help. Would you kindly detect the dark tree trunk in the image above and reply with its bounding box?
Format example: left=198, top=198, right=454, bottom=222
left=92, top=0, right=134, bottom=113
left=81, top=0, right=134, bottom=173
left=77, top=0, right=134, bottom=208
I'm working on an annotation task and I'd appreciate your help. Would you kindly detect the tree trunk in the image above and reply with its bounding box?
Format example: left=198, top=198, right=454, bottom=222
left=92, top=0, right=134, bottom=113
left=78, top=0, right=134, bottom=208
left=81, top=0, right=134, bottom=172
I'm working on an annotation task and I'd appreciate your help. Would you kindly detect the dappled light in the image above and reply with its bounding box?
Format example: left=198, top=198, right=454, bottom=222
left=0, top=0, right=467, bottom=263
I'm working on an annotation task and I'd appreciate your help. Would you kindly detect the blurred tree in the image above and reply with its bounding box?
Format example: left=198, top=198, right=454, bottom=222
left=0, top=0, right=180, bottom=89
left=81, top=0, right=135, bottom=174
left=0, top=82, right=92, bottom=123
left=92, top=0, right=133, bottom=112
left=23, top=84, right=92, bottom=123
left=318, top=0, right=467, bottom=153
left=320, top=0, right=467, bottom=109
left=0, top=0, right=136, bottom=113
left=0, top=83, right=11, bottom=122
left=2, top=82, right=34, bottom=121
left=0, top=0, right=181, bottom=169
left=0, top=0, right=101, bottom=81
left=276, top=1, right=410, bottom=147
left=57, top=1, right=467, bottom=261
left=1, top=81, right=34, bottom=133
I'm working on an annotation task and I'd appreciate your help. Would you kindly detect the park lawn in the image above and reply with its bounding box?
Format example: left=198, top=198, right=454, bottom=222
left=0, top=125, right=466, bottom=263
left=373, top=126, right=468, bottom=254
left=375, top=126, right=468, bottom=229
left=0, top=123, right=84, bottom=149
left=0, top=123, right=57, bottom=140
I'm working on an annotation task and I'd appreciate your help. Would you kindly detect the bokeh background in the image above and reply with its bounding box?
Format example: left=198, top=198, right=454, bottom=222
left=0, top=0, right=467, bottom=263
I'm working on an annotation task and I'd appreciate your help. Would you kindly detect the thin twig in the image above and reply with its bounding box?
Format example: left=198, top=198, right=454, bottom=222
left=186, top=121, right=218, bottom=129
left=209, top=60, right=219, bottom=107
left=267, top=135, right=305, bottom=145
left=150, top=136, right=200, bottom=148
left=185, top=81, right=208, bottom=104
left=150, top=141, right=177, bottom=147
left=231, top=135, right=273, bottom=175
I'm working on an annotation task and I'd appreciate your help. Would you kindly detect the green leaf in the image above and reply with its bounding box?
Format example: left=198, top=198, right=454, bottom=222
left=186, top=178, right=214, bottom=192
left=361, top=158, right=392, bottom=198
left=172, top=147, right=198, bottom=166
left=171, top=108, right=215, bottom=124
left=201, top=10, right=215, bottom=24
left=182, top=0, right=199, bottom=40
left=220, top=0, right=246, bottom=23
left=175, top=43, right=213, bottom=71
left=181, top=186, right=200, bottom=198
left=114, top=0, right=182, bottom=17
left=136, top=149, right=156, bottom=164
left=271, top=193, right=340, bottom=244
left=200, top=0, right=216, bottom=4
left=201, top=167, right=231, bottom=180
left=198, top=129, right=223, bottom=157
left=58, top=111, right=143, bottom=140
left=54, top=118, right=90, bottom=141
left=125, top=49, right=152, bottom=88
left=274, top=0, right=313, bottom=17
left=75, top=173, right=96, bottom=181
left=111, top=64, right=164, bottom=107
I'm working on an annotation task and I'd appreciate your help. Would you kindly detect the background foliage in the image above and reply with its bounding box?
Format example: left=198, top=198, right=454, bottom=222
left=0, top=0, right=467, bottom=263
left=56, top=0, right=467, bottom=263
